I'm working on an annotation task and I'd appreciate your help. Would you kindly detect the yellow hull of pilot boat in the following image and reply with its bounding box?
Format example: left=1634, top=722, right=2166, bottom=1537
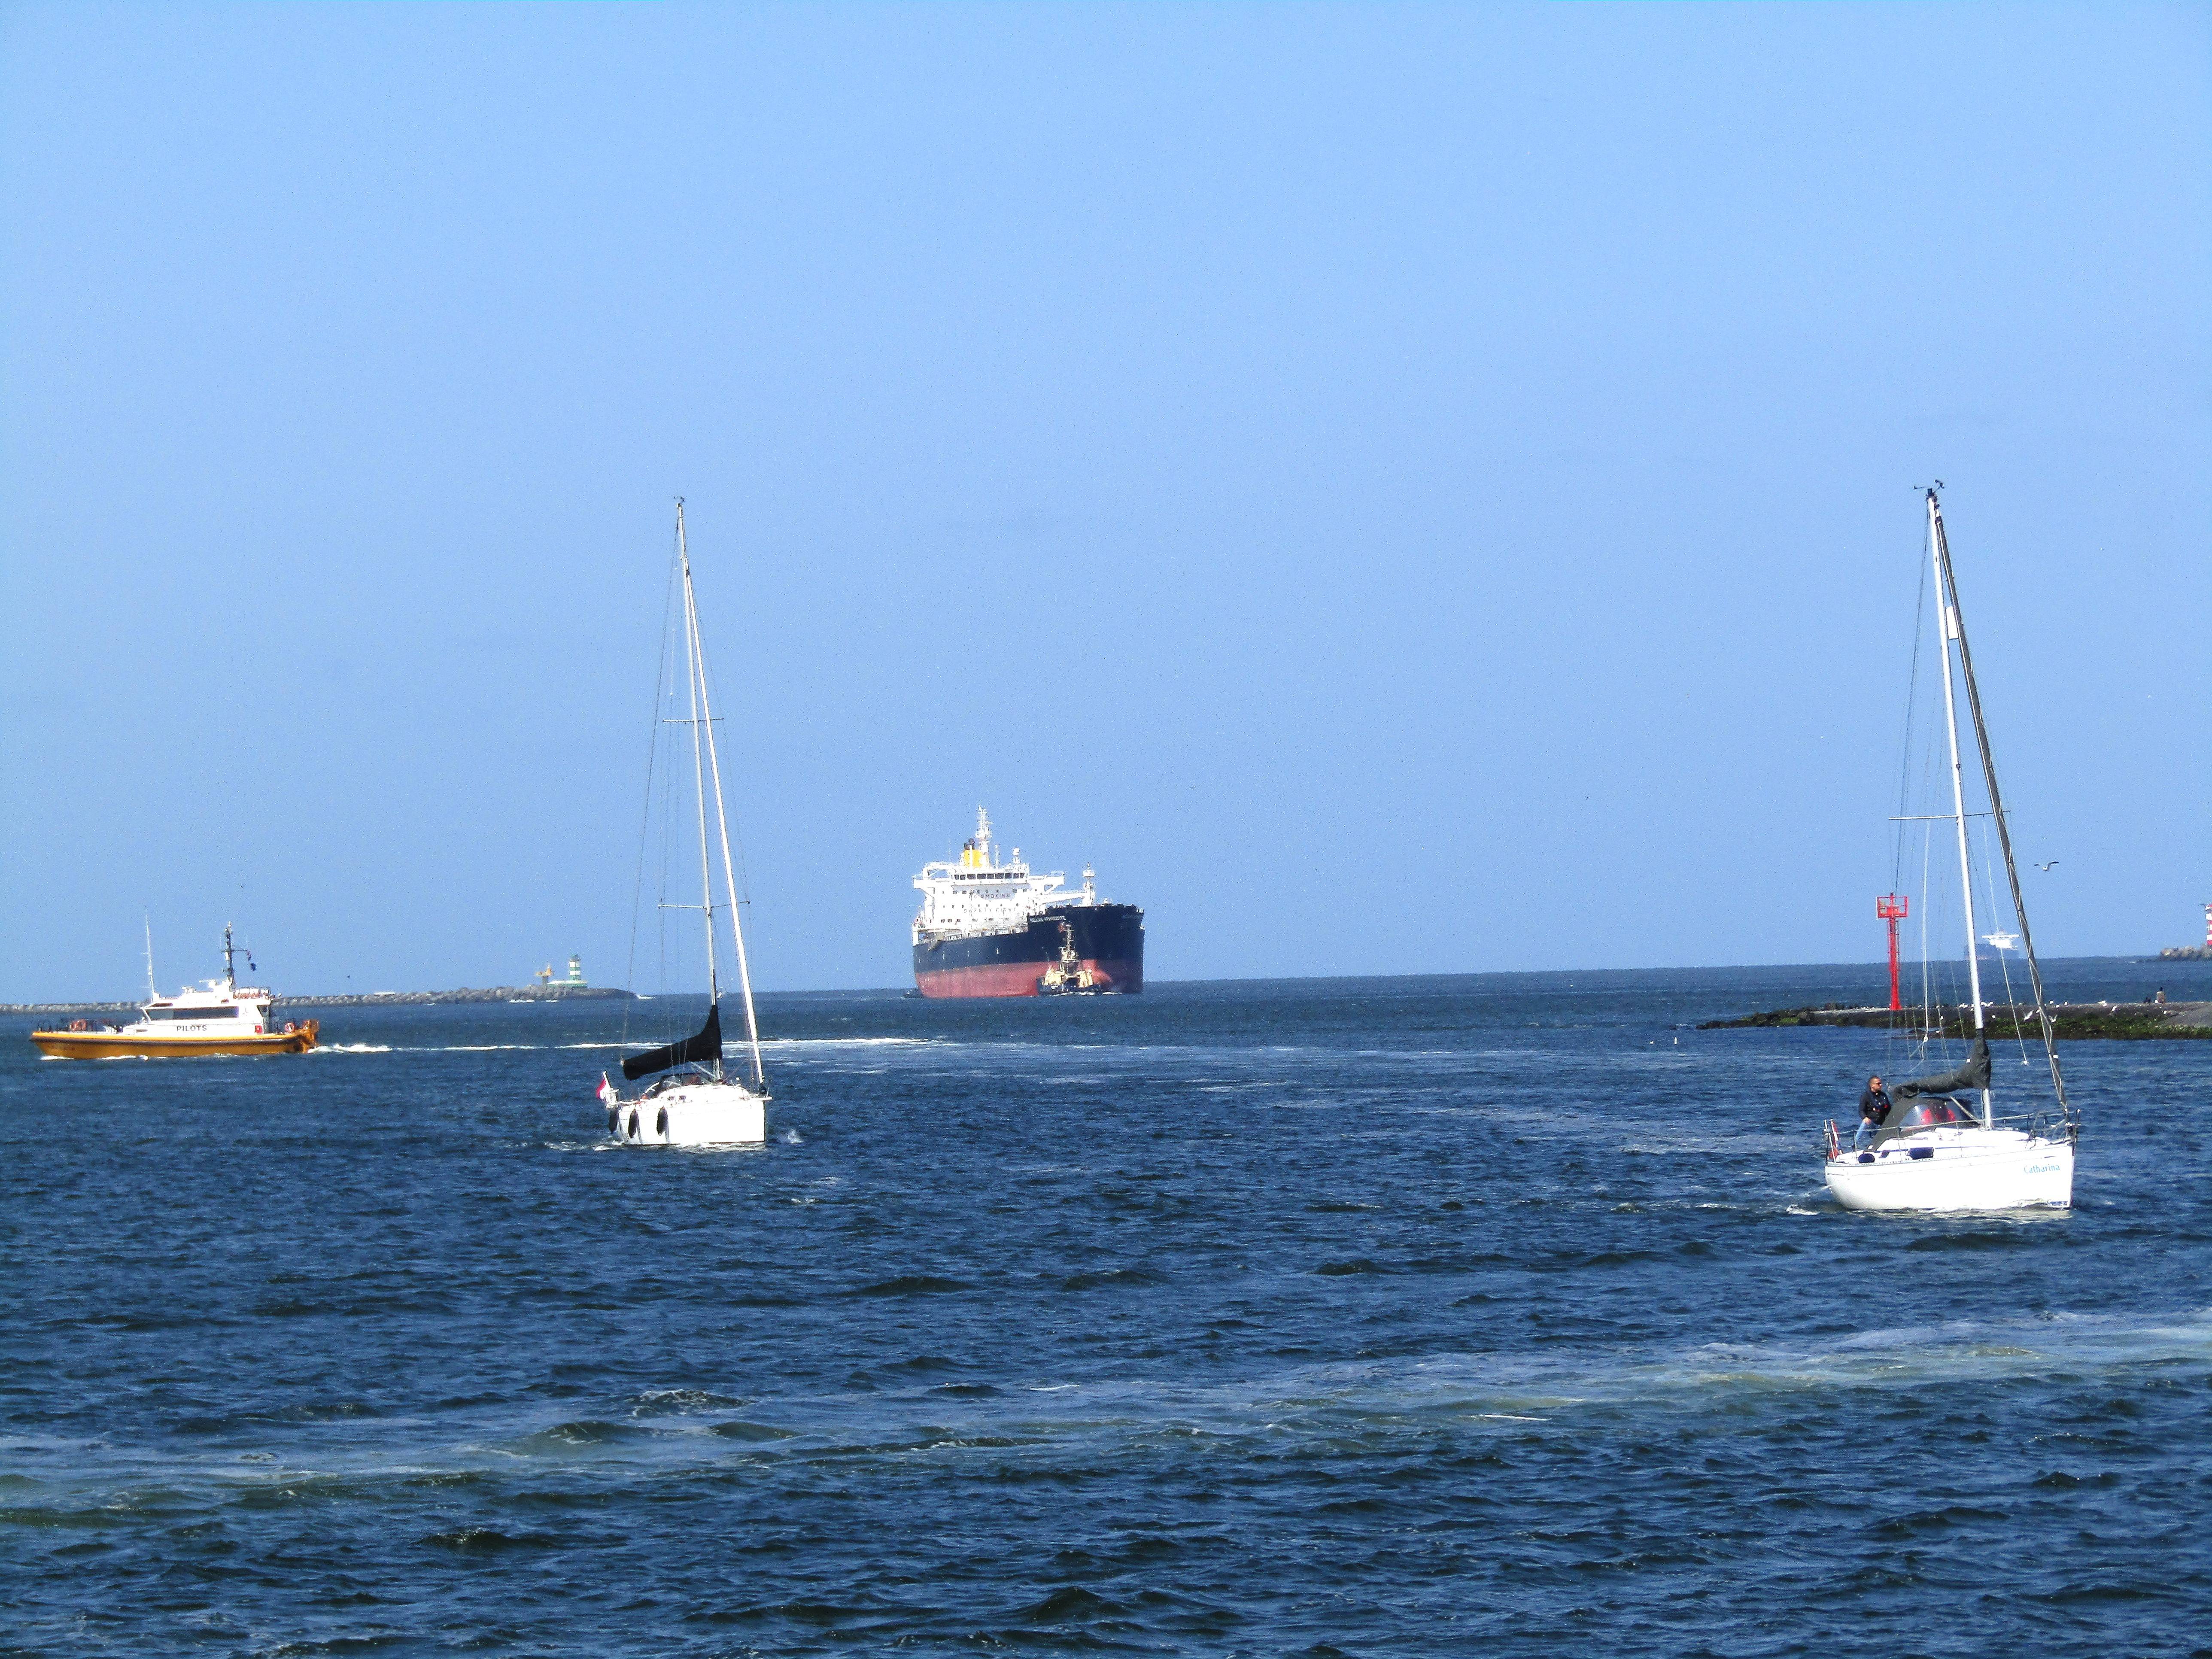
left=30, top=1020, right=319, bottom=1060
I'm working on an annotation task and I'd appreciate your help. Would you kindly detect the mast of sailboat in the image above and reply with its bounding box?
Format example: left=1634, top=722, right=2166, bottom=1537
left=675, top=502, right=723, bottom=1079
left=1927, top=489, right=1993, bottom=1127
left=1927, top=488, right=2069, bottom=1120
left=675, top=501, right=768, bottom=1092
left=143, top=911, right=157, bottom=1003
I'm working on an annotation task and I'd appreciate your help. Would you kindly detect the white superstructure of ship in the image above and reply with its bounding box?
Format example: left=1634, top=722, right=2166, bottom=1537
left=911, top=809, right=1096, bottom=945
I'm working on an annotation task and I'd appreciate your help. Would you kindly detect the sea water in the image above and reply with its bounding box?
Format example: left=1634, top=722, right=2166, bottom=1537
left=5, top=960, right=2209, bottom=1655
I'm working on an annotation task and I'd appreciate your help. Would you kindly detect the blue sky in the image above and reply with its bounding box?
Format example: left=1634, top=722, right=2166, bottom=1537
left=3, top=2, right=2206, bottom=1000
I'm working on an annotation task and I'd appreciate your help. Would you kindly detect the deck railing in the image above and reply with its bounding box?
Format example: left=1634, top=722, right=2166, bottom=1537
left=1820, top=1104, right=2078, bottom=1161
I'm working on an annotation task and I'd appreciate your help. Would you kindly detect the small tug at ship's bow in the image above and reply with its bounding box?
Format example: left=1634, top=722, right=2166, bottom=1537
left=912, top=810, right=1144, bottom=998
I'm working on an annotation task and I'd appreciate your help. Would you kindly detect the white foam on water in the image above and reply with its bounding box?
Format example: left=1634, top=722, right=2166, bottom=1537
left=1350, top=1304, right=2212, bottom=1421
left=762, top=1036, right=942, bottom=1051
left=313, top=1043, right=393, bottom=1054
left=50, top=1304, right=2192, bottom=1506
left=864, top=1305, right=2212, bottom=1455
left=399, top=1044, right=545, bottom=1052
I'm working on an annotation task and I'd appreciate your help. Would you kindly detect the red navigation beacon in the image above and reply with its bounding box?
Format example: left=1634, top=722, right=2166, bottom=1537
left=1876, top=894, right=1909, bottom=1012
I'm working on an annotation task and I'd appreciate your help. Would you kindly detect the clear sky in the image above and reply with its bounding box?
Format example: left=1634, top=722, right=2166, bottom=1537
left=3, top=2, right=2206, bottom=1001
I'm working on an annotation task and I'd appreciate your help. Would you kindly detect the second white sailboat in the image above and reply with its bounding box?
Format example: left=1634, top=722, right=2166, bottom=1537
left=1822, top=488, right=2077, bottom=1211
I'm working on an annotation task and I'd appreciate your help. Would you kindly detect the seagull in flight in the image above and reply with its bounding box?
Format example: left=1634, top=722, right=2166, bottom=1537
left=2034, top=860, right=2059, bottom=872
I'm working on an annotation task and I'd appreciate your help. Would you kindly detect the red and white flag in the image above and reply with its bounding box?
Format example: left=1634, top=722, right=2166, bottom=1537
left=596, top=1072, right=618, bottom=1106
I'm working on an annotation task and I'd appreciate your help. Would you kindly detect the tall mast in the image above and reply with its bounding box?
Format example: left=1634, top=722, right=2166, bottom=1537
left=223, top=923, right=237, bottom=992
left=676, top=502, right=722, bottom=1079
left=143, top=911, right=157, bottom=1002
left=1927, top=489, right=1991, bottom=1126
left=1929, top=489, right=2069, bottom=1119
left=680, top=508, right=768, bottom=1092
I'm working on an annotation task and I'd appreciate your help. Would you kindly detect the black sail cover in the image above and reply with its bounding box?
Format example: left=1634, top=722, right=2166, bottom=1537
left=622, top=1002, right=722, bottom=1082
left=1893, top=1035, right=1991, bottom=1103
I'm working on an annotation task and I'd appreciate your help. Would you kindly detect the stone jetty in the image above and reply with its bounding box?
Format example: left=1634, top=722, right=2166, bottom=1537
left=1698, top=1000, right=2212, bottom=1039
left=0, top=985, right=636, bottom=1017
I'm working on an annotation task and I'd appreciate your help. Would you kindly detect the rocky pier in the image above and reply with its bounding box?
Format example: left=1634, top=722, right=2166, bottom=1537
left=1697, top=1000, right=2212, bottom=1039
left=0, top=985, right=637, bottom=1017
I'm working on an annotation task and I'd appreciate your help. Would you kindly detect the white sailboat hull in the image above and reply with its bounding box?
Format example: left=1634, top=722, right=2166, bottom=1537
left=1824, top=1127, right=2073, bottom=1212
left=608, top=1081, right=767, bottom=1148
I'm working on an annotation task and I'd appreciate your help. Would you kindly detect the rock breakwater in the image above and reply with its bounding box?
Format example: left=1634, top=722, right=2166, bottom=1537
left=1, top=985, right=636, bottom=1016
left=1697, top=1000, right=2212, bottom=1039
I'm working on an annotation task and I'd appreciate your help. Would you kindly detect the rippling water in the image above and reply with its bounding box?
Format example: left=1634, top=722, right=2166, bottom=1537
left=6, top=961, right=2210, bottom=1655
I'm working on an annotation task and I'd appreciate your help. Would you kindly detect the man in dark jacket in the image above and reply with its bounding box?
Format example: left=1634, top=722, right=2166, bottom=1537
left=1854, top=1076, right=1893, bottom=1151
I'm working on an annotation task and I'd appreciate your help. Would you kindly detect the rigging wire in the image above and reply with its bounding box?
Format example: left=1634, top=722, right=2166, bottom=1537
left=1932, top=495, right=2069, bottom=1117
left=1976, top=817, right=2034, bottom=1067
left=1891, top=544, right=1930, bottom=890
left=688, top=559, right=760, bottom=1039
left=694, top=584, right=757, bottom=915
left=1887, top=529, right=1932, bottom=1070
left=622, top=542, right=683, bottom=1058
left=657, top=574, right=685, bottom=1046
left=676, top=513, right=767, bottom=1091
left=1913, top=821, right=1931, bottom=1058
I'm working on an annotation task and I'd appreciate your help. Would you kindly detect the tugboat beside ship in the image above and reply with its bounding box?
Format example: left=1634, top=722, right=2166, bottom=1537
left=912, top=809, right=1144, bottom=998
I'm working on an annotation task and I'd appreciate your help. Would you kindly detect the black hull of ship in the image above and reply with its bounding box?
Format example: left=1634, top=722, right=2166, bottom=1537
left=912, top=904, right=1145, bottom=998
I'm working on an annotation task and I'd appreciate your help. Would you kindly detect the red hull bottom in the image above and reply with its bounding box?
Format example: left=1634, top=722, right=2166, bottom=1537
left=913, top=959, right=1141, bottom=999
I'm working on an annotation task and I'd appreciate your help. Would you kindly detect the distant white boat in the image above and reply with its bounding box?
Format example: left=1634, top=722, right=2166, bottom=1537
left=596, top=501, right=769, bottom=1147
left=1823, top=489, right=2076, bottom=1212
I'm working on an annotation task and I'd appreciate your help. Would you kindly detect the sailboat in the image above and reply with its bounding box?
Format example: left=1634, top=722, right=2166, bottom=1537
left=597, top=501, right=769, bottom=1147
left=1823, top=488, right=2076, bottom=1210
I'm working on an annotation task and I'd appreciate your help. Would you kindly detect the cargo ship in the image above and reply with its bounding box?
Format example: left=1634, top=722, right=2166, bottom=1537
left=912, top=809, right=1144, bottom=998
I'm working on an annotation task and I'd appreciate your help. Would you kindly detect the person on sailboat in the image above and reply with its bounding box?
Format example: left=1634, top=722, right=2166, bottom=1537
left=1854, top=1076, right=1893, bottom=1151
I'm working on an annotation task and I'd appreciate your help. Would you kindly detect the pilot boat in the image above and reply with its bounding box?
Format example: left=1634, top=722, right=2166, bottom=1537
left=30, top=924, right=319, bottom=1059
left=1822, top=489, right=2076, bottom=1211
left=595, top=501, right=769, bottom=1147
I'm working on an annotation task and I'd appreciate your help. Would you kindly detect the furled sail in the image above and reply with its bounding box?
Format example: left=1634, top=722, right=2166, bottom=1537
left=622, top=1002, right=722, bottom=1081
left=1895, top=1035, right=1990, bottom=1101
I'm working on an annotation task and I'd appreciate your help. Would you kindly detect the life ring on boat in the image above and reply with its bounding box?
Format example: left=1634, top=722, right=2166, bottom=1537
left=283, top=1022, right=296, bottom=1035
left=69, top=1019, right=87, bottom=1031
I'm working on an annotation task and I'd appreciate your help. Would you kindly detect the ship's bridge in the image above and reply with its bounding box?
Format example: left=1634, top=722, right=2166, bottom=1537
left=912, top=807, right=1098, bottom=942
